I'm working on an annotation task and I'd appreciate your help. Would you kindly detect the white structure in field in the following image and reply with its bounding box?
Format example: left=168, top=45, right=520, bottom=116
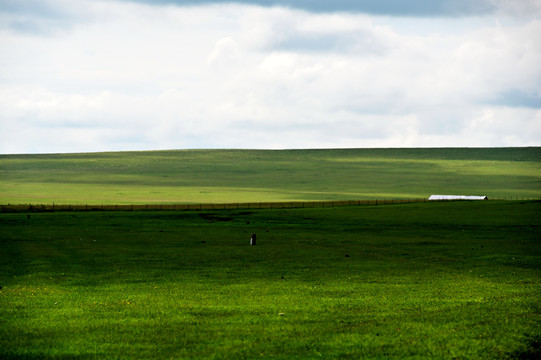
left=428, top=195, right=488, bottom=201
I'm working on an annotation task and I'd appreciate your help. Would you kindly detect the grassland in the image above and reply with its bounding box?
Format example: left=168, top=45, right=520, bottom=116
left=1, top=201, right=540, bottom=359
left=1, top=147, right=540, bottom=205
left=1, top=147, right=540, bottom=358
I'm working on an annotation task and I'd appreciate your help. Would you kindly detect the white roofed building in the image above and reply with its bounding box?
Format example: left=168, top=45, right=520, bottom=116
left=428, top=195, right=488, bottom=201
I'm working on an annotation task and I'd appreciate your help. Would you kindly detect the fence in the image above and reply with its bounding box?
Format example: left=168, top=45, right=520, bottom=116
left=0, top=199, right=430, bottom=212
left=1, top=198, right=537, bottom=213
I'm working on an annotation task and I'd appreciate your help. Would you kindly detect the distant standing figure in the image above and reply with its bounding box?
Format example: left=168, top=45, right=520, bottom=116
left=250, top=233, right=256, bottom=246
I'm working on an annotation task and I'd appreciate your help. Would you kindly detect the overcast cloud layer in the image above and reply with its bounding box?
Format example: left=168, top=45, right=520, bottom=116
left=0, top=0, right=540, bottom=153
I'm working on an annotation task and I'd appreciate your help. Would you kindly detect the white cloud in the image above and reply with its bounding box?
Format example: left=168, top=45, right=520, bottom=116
left=207, top=36, right=241, bottom=67
left=0, top=0, right=540, bottom=153
left=490, top=0, right=541, bottom=18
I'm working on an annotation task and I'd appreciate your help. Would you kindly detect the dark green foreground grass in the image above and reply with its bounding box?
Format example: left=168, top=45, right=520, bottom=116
left=1, top=201, right=540, bottom=359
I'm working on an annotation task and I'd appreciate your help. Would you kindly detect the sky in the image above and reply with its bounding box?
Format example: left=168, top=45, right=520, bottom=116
left=0, top=0, right=540, bottom=153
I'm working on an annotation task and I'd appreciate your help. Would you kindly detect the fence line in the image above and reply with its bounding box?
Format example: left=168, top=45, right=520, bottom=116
left=0, top=199, right=418, bottom=212
left=0, top=198, right=538, bottom=213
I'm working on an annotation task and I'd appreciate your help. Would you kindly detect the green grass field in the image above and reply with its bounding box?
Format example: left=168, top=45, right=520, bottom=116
left=1, top=148, right=540, bottom=204
left=1, top=201, right=540, bottom=359
left=1, top=147, right=540, bottom=358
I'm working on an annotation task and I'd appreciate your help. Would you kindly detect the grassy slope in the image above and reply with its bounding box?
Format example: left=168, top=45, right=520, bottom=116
left=1, top=201, right=540, bottom=359
left=0, top=148, right=540, bottom=204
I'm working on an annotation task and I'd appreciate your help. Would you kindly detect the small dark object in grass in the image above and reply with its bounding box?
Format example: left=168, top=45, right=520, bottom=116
left=281, top=276, right=285, bottom=280
left=0, top=286, right=2, bottom=290
left=27, top=214, right=31, bottom=220
left=201, top=241, right=206, bottom=244
left=250, top=233, right=256, bottom=245
left=345, top=254, right=350, bottom=257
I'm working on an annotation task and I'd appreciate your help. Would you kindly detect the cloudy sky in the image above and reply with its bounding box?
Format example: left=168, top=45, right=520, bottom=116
left=0, top=0, right=540, bottom=153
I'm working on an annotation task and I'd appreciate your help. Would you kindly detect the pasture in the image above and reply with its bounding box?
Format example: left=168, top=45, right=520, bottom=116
left=1, top=147, right=540, bottom=205
left=1, top=147, right=540, bottom=358
left=1, top=201, right=540, bottom=359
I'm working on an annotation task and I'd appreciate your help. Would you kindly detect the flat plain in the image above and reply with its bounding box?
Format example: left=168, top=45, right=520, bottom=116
left=1, top=201, right=540, bottom=359
left=1, top=147, right=540, bottom=204
left=0, top=147, right=540, bottom=359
